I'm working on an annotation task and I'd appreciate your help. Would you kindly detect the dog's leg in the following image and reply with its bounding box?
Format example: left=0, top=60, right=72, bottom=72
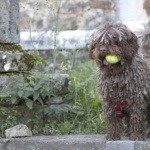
left=104, top=103, right=123, bottom=140
left=129, top=104, right=145, bottom=140
left=123, top=113, right=130, bottom=136
left=146, top=104, right=150, bottom=138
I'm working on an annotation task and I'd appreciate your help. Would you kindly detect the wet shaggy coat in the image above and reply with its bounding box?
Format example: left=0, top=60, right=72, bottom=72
left=89, top=22, right=150, bottom=140
left=137, top=28, right=150, bottom=65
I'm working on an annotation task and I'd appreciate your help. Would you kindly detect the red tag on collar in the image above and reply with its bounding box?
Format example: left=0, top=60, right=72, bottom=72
left=115, top=102, right=123, bottom=117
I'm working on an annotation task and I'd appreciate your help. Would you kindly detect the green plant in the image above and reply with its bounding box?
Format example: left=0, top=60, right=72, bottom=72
left=66, top=60, right=106, bottom=134
left=9, top=71, right=58, bottom=109
left=52, top=0, right=62, bottom=74
left=39, top=60, right=106, bottom=135
left=32, top=53, right=47, bottom=66
left=0, top=107, right=18, bottom=136
left=0, top=59, right=106, bottom=136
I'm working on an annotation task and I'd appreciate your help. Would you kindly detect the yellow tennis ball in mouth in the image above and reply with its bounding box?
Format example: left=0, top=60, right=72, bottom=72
left=105, top=55, right=120, bottom=64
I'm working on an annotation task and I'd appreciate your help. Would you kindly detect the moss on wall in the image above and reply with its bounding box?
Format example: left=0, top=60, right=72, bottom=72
left=0, top=44, right=35, bottom=70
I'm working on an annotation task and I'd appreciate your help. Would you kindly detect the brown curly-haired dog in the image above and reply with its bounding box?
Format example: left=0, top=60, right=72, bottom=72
left=89, top=22, right=150, bottom=140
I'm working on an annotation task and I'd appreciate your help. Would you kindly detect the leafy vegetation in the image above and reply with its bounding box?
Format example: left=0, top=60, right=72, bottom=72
left=40, top=60, right=106, bottom=135
left=0, top=0, right=106, bottom=137
left=0, top=60, right=106, bottom=136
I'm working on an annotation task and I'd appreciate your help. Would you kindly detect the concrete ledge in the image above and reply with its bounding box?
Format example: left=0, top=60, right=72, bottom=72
left=20, top=21, right=146, bottom=51
left=20, top=30, right=93, bottom=50
left=1, top=135, right=150, bottom=150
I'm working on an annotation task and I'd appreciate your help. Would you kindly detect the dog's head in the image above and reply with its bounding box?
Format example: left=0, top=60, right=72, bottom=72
left=89, top=22, right=139, bottom=75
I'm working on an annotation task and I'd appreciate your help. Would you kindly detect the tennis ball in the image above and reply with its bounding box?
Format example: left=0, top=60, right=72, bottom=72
left=105, top=55, right=120, bottom=64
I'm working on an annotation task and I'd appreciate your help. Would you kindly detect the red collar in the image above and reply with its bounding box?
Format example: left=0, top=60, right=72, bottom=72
left=115, top=102, right=127, bottom=117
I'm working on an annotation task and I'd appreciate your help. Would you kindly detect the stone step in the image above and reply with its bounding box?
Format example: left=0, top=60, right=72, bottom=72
left=1, top=135, right=150, bottom=150
left=20, top=21, right=145, bottom=51
left=20, top=30, right=93, bottom=51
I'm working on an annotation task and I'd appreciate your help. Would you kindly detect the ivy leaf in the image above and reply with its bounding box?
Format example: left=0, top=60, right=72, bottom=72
left=23, top=91, right=32, bottom=98
left=37, top=97, right=44, bottom=105
left=33, top=54, right=46, bottom=65
left=34, top=84, right=41, bottom=91
left=11, top=97, right=17, bottom=104
left=25, top=99, right=33, bottom=109
left=33, top=90, right=40, bottom=101
left=17, top=91, right=24, bottom=98
left=0, top=92, right=11, bottom=98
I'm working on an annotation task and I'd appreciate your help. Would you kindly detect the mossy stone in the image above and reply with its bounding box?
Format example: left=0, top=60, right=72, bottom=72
left=0, top=44, right=35, bottom=71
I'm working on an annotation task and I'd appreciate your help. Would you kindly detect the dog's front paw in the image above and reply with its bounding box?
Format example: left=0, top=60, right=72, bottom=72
left=130, top=134, right=145, bottom=141
left=106, top=134, right=121, bottom=141
left=147, top=132, right=150, bottom=138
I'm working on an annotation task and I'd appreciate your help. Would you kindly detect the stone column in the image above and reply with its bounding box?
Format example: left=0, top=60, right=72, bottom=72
left=0, top=0, right=20, bottom=43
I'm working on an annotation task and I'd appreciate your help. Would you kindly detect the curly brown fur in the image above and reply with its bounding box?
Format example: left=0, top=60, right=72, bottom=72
left=137, top=28, right=150, bottom=65
left=137, top=28, right=150, bottom=137
left=89, top=22, right=150, bottom=140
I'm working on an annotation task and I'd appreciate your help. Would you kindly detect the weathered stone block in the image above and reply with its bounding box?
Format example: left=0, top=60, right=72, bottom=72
left=0, top=44, right=34, bottom=72
left=9, top=135, right=106, bottom=150
left=0, top=75, right=12, bottom=91
left=0, top=0, right=19, bottom=43
left=0, top=139, right=10, bottom=150
left=89, top=0, right=112, bottom=9
left=5, top=124, right=32, bottom=138
left=135, top=141, right=150, bottom=150
left=106, top=141, right=135, bottom=150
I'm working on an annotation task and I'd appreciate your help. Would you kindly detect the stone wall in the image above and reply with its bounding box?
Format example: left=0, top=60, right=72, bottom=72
left=19, top=0, right=116, bottom=31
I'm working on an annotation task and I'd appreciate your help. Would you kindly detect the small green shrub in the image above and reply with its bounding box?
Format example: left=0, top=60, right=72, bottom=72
left=0, top=60, right=106, bottom=136
left=10, top=71, right=57, bottom=109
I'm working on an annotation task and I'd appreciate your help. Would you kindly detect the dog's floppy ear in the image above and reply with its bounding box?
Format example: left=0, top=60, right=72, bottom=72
left=89, top=42, right=95, bottom=59
left=89, top=32, right=97, bottom=59
left=136, top=29, right=150, bottom=48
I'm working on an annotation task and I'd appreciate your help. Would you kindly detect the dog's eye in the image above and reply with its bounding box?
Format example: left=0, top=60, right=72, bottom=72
left=100, top=46, right=107, bottom=51
left=99, top=45, right=108, bottom=51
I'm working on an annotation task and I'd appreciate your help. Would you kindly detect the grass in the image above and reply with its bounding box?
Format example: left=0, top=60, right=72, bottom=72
left=41, top=60, right=106, bottom=135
